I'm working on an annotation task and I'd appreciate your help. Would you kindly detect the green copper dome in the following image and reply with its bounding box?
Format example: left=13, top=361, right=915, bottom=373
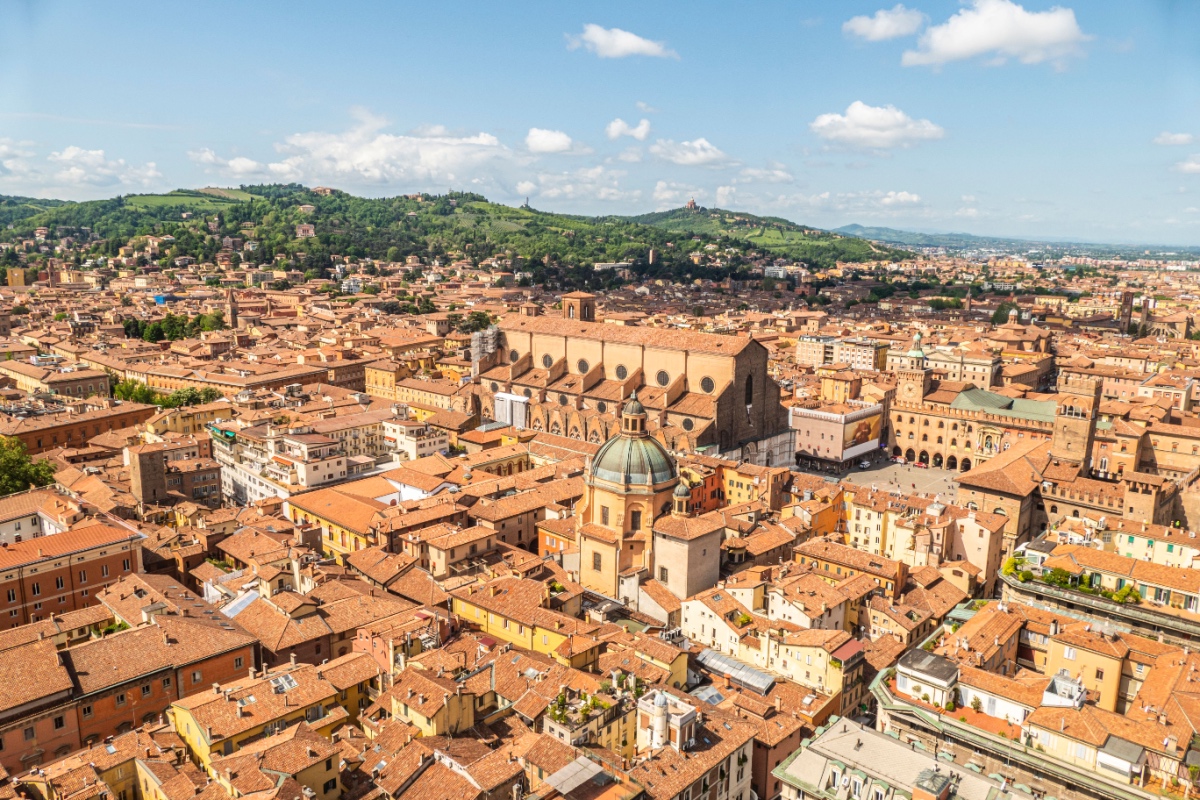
left=906, top=331, right=925, bottom=358
left=590, top=389, right=676, bottom=486
left=591, top=432, right=676, bottom=486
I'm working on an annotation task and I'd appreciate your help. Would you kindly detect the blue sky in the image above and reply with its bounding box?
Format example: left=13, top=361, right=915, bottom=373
left=2, top=0, right=1200, bottom=243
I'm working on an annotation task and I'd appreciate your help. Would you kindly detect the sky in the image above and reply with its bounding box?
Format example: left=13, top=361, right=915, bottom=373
left=2, top=1, right=1200, bottom=244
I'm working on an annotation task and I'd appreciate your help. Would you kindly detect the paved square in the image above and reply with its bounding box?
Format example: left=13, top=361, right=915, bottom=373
left=792, top=456, right=961, bottom=500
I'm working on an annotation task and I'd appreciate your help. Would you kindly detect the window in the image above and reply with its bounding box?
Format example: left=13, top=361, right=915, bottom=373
left=323, top=780, right=337, bottom=794
left=53, top=715, right=64, bottom=730
left=23, top=727, right=34, bottom=741
left=4, top=590, right=12, bottom=603
left=115, top=693, right=126, bottom=706
left=82, top=705, right=93, bottom=718
left=1063, top=647, right=1076, bottom=661
left=78, top=570, right=87, bottom=583
left=55, top=576, right=64, bottom=590
left=630, top=510, right=642, bottom=530
left=1095, top=668, right=1104, bottom=680
left=234, top=656, right=244, bottom=670
left=601, top=506, right=610, bottom=526
left=656, top=370, right=670, bottom=387
left=659, top=566, right=669, bottom=582
left=191, top=671, right=202, bottom=684
left=592, top=552, right=602, bottom=571
left=31, top=583, right=39, bottom=596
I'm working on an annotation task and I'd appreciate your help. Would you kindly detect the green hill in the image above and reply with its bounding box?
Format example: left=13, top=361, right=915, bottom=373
left=0, top=187, right=909, bottom=287
left=623, top=206, right=909, bottom=263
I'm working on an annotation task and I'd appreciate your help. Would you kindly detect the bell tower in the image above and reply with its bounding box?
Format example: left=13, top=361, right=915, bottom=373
left=896, top=332, right=931, bottom=404
left=562, top=291, right=596, bottom=322
left=1050, top=375, right=1101, bottom=471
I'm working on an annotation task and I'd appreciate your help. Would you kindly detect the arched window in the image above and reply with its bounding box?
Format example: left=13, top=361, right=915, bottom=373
left=937, top=436, right=943, bottom=444
left=745, top=374, right=754, bottom=405
left=1050, top=505, right=1058, bottom=514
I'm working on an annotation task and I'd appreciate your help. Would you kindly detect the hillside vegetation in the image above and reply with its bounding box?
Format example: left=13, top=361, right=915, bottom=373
left=0, top=187, right=910, bottom=288
left=629, top=207, right=908, bottom=263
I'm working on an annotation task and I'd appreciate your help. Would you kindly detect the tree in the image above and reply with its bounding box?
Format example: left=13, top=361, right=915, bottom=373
left=992, top=302, right=1018, bottom=325
left=457, top=311, right=493, bottom=333
left=0, top=438, right=56, bottom=496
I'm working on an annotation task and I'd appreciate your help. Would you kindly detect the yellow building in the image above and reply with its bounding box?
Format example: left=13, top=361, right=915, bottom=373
left=146, top=400, right=234, bottom=435
left=207, top=724, right=342, bottom=800
left=386, top=667, right=477, bottom=736
left=449, top=576, right=602, bottom=670
left=363, top=360, right=414, bottom=401
left=168, top=657, right=369, bottom=771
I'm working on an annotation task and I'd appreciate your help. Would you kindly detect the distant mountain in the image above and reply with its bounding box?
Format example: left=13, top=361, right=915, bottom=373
left=833, top=224, right=1040, bottom=250
left=834, top=223, right=1200, bottom=255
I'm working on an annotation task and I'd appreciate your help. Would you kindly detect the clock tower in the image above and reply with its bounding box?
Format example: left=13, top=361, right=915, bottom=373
left=896, top=332, right=931, bottom=403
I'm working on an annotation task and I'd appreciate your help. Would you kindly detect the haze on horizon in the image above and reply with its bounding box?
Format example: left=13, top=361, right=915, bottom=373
left=2, top=0, right=1199, bottom=245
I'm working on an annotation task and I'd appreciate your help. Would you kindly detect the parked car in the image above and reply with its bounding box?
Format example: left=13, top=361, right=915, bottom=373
left=913, top=461, right=929, bottom=469
left=858, top=460, right=871, bottom=469
left=891, top=457, right=906, bottom=465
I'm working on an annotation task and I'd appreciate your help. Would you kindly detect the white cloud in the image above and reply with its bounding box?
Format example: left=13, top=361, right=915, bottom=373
left=735, top=164, right=795, bottom=184
left=0, top=139, right=36, bottom=179
left=525, top=128, right=575, bottom=154
left=961, top=194, right=977, bottom=202
left=902, top=0, right=1089, bottom=68
left=204, top=109, right=516, bottom=189
left=764, top=189, right=926, bottom=218
left=879, top=190, right=921, bottom=206
left=1155, top=132, right=1195, bottom=146
left=653, top=181, right=705, bottom=208
left=649, top=138, right=730, bottom=166
left=615, top=147, right=643, bottom=163
left=47, top=145, right=161, bottom=187
left=1175, top=156, right=1200, bottom=174
left=566, top=24, right=677, bottom=59
left=188, top=148, right=270, bottom=178
left=636, top=101, right=658, bottom=113
left=955, top=206, right=981, bottom=218
left=520, top=165, right=639, bottom=202
left=715, top=185, right=737, bottom=207
left=843, top=4, right=925, bottom=41
left=810, top=101, right=944, bottom=149
left=606, top=118, right=652, bottom=141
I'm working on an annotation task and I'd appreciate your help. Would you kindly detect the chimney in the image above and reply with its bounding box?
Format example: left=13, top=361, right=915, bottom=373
left=212, top=683, right=221, bottom=694
left=290, top=652, right=297, bottom=666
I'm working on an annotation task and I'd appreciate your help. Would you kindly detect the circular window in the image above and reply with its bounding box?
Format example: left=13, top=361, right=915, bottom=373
left=522, top=388, right=532, bottom=398
left=597, top=401, right=608, bottom=414
left=682, top=418, right=695, bottom=432
left=577, top=359, right=589, bottom=374
left=700, top=376, right=715, bottom=394
left=490, top=382, right=499, bottom=393
left=558, top=394, right=568, bottom=405
left=656, top=370, right=670, bottom=387
left=615, top=365, right=628, bottom=381
left=509, top=350, right=519, bottom=363
left=542, top=354, right=553, bottom=368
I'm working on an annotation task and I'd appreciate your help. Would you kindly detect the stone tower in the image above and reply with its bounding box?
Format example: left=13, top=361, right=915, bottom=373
left=896, top=332, right=932, bottom=404
left=562, top=291, right=596, bottom=322
left=1050, top=375, right=1101, bottom=471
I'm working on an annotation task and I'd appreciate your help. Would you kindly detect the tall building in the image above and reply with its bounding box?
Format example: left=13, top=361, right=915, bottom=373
left=487, top=296, right=793, bottom=465
left=576, top=394, right=679, bottom=603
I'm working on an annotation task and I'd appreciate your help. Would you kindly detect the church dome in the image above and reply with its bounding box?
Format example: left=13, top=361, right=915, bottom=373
left=674, top=481, right=692, bottom=498
left=590, top=390, right=676, bottom=486
left=591, top=434, right=676, bottom=486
